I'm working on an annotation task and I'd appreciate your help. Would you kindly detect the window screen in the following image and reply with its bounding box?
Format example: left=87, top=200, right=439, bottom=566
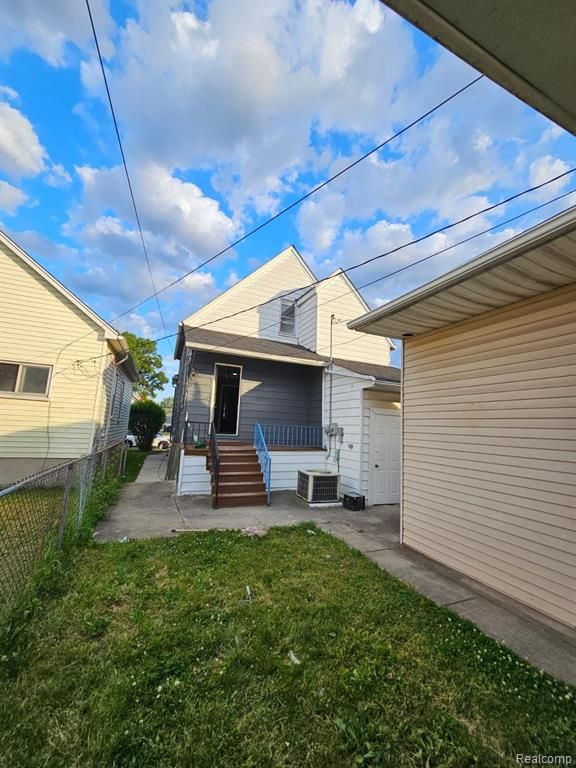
left=0, top=363, right=18, bottom=392
left=21, top=366, right=50, bottom=394
left=0, top=362, right=51, bottom=395
left=280, top=300, right=296, bottom=335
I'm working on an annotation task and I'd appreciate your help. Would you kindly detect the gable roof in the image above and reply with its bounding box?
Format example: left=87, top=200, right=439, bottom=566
left=181, top=326, right=401, bottom=387
left=332, top=358, right=401, bottom=384
left=0, top=230, right=139, bottom=381
left=183, top=244, right=316, bottom=326
left=182, top=325, right=326, bottom=366
left=349, top=207, right=576, bottom=339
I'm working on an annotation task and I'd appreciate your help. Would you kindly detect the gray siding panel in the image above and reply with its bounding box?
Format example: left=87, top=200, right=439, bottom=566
left=184, top=352, right=323, bottom=441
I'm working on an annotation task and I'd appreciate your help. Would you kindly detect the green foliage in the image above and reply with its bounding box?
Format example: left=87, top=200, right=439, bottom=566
left=122, top=450, right=151, bottom=482
left=122, top=330, right=168, bottom=399
left=159, top=395, right=174, bottom=413
left=129, top=400, right=165, bottom=451
left=1, top=526, right=574, bottom=767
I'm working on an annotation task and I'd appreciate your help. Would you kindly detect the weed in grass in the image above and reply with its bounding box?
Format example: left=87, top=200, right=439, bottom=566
left=0, top=526, right=574, bottom=767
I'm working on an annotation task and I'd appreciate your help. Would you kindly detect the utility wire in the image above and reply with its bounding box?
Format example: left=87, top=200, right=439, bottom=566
left=142, top=169, right=576, bottom=337
left=54, top=185, right=575, bottom=370
left=84, top=0, right=170, bottom=348
left=27, top=71, right=486, bottom=364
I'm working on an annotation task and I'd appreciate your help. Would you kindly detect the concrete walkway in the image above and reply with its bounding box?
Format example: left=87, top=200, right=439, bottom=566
left=97, top=455, right=576, bottom=686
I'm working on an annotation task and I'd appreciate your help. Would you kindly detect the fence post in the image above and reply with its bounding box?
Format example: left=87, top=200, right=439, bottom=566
left=102, top=445, right=109, bottom=479
left=57, top=463, right=75, bottom=547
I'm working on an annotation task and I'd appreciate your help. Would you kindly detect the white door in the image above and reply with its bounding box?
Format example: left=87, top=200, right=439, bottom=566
left=369, top=409, right=401, bottom=505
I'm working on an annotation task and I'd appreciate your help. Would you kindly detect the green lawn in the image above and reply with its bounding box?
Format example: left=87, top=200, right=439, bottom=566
left=0, top=527, right=574, bottom=768
left=122, top=449, right=152, bottom=483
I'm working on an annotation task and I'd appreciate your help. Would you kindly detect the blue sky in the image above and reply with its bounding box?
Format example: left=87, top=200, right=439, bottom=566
left=0, top=0, right=575, bottom=385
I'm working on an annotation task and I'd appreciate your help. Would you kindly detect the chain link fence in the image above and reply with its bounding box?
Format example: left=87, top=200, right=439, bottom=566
left=0, top=440, right=126, bottom=624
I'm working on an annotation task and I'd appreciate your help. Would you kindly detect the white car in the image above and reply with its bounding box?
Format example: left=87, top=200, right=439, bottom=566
left=125, top=433, right=170, bottom=450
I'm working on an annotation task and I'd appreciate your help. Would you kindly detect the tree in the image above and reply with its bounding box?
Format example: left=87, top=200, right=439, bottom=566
left=160, top=396, right=174, bottom=413
left=122, top=331, right=168, bottom=399
left=129, top=400, right=166, bottom=451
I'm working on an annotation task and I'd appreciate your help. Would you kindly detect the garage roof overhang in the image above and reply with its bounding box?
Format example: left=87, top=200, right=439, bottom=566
left=379, top=0, right=576, bottom=135
left=349, top=207, right=576, bottom=339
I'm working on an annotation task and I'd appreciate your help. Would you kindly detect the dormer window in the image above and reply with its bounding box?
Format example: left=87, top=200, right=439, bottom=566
left=279, top=299, right=296, bottom=335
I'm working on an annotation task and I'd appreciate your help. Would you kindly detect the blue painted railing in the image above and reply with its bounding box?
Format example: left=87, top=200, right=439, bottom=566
left=254, top=424, right=272, bottom=505
left=260, top=424, right=323, bottom=448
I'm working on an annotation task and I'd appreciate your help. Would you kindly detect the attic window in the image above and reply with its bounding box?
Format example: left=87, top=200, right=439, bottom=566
left=279, top=299, right=296, bottom=335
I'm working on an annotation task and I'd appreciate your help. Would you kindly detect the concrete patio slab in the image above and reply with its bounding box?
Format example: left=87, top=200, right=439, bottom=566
left=96, top=466, right=576, bottom=686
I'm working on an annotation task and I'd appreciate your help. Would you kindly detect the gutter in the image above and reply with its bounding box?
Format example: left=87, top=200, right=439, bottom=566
left=348, top=206, right=576, bottom=332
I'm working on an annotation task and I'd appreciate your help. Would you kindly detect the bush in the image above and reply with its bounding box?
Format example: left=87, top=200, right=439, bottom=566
left=129, top=400, right=166, bottom=451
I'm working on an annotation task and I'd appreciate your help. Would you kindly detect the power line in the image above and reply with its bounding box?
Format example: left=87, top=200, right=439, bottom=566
left=147, top=169, right=576, bottom=338
left=59, top=183, right=575, bottom=368
left=84, top=0, right=170, bottom=349
left=25, top=71, right=486, bottom=364
left=171, top=189, right=576, bottom=360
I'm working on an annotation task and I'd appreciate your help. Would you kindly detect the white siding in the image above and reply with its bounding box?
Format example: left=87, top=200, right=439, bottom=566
left=360, top=391, right=401, bottom=501
left=184, top=247, right=312, bottom=346
left=99, top=364, right=133, bottom=447
left=270, top=450, right=326, bottom=490
left=178, top=454, right=211, bottom=495
left=324, top=371, right=366, bottom=495
left=402, top=283, right=576, bottom=628
left=296, top=290, right=317, bottom=350
left=0, top=241, right=109, bottom=461
left=315, top=273, right=391, bottom=364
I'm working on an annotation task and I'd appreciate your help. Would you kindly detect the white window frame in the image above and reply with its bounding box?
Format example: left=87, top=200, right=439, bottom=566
left=279, top=298, right=296, bottom=336
left=0, top=360, right=53, bottom=399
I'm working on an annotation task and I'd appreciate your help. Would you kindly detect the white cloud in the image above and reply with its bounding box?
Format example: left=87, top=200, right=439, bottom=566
left=0, top=102, right=47, bottom=178
left=45, top=162, right=72, bottom=187
left=0, top=179, right=27, bottom=213
left=224, top=270, right=240, bottom=288
left=0, top=84, right=18, bottom=102
left=529, top=155, right=570, bottom=198
left=0, top=0, right=114, bottom=66
left=71, top=163, right=237, bottom=259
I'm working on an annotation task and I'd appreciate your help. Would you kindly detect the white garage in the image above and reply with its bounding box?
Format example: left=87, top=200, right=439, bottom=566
left=350, top=208, right=576, bottom=627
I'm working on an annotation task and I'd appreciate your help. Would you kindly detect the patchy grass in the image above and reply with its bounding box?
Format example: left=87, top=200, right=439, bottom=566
left=122, top=450, right=152, bottom=483
left=0, top=526, right=574, bottom=768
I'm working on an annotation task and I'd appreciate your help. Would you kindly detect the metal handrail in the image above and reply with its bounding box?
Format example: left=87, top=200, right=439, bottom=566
left=259, top=424, right=323, bottom=448
left=185, top=420, right=210, bottom=446
left=209, top=422, right=221, bottom=509
left=254, top=424, right=272, bottom=505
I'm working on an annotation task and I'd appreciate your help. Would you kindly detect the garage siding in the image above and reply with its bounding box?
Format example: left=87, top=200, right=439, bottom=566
left=402, top=283, right=576, bottom=627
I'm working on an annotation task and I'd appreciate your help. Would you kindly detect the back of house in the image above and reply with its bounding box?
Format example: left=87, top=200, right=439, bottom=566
left=0, top=232, right=138, bottom=486
left=172, top=245, right=401, bottom=506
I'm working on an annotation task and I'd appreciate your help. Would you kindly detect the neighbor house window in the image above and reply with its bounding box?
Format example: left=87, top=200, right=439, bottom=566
left=0, top=362, right=52, bottom=396
left=279, top=299, right=296, bottom=335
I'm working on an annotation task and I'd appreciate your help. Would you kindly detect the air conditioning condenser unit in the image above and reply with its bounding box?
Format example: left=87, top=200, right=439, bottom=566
left=297, top=470, right=340, bottom=504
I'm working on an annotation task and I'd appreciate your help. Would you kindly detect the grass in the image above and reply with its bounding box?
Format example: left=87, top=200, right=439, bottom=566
left=0, top=526, right=574, bottom=768
left=123, top=449, right=152, bottom=483
left=0, top=447, right=148, bottom=632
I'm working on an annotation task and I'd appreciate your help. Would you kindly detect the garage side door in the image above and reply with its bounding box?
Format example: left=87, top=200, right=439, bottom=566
left=402, top=284, right=576, bottom=628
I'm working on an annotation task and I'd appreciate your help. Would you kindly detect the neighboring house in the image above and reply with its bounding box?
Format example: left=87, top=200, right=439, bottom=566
left=350, top=208, right=576, bottom=628
left=0, top=231, right=138, bottom=486
left=172, top=245, right=400, bottom=507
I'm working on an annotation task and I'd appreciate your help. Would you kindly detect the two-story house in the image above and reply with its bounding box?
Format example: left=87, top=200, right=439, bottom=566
left=172, top=246, right=400, bottom=508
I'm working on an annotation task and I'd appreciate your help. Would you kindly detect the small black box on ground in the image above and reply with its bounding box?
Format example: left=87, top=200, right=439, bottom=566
left=343, top=494, right=365, bottom=511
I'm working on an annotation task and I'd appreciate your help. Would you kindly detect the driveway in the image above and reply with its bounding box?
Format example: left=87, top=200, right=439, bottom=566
left=96, top=454, right=576, bottom=686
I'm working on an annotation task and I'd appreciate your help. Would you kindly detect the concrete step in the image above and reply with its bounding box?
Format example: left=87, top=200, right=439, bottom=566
left=216, top=491, right=267, bottom=508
